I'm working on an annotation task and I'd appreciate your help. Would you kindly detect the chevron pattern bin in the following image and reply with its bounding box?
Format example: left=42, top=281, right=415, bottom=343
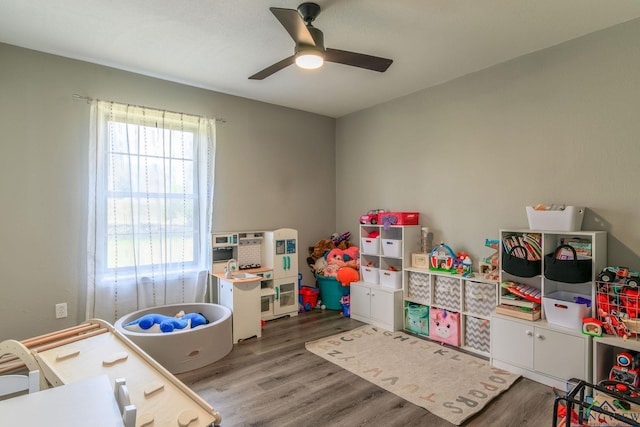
left=408, top=271, right=430, bottom=302
left=464, top=281, right=496, bottom=317
left=465, top=315, right=491, bottom=354
left=433, top=276, right=461, bottom=310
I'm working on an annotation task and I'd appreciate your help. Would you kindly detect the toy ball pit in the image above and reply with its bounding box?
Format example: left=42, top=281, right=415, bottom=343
left=316, top=275, right=350, bottom=310
left=115, top=303, right=232, bottom=374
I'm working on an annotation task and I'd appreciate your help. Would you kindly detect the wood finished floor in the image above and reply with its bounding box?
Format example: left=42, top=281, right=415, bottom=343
left=177, top=310, right=556, bottom=426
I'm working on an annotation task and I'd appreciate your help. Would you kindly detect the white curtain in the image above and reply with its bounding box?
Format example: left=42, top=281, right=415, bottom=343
left=87, top=100, right=216, bottom=323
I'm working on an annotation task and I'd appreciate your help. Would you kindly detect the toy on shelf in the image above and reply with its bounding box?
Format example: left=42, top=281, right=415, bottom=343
left=501, top=281, right=542, bottom=304
left=479, top=238, right=499, bottom=281
left=609, top=351, right=640, bottom=388
left=429, top=243, right=455, bottom=272
left=582, top=317, right=603, bottom=337
left=598, top=266, right=640, bottom=289
left=359, top=209, right=386, bottom=225
left=452, top=252, right=473, bottom=277
left=595, top=280, right=637, bottom=338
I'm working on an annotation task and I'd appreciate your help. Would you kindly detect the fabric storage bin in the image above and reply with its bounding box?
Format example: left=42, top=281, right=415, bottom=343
left=361, top=237, right=380, bottom=255
left=543, top=291, right=591, bottom=330
left=526, top=206, right=584, bottom=231
left=433, top=276, right=461, bottom=310
left=361, top=266, right=379, bottom=284
left=408, top=271, right=430, bottom=301
left=464, top=281, right=496, bottom=317
left=316, top=275, right=350, bottom=310
left=429, top=308, right=460, bottom=346
left=544, top=244, right=592, bottom=283
left=501, top=246, right=541, bottom=278
left=379, top=269, right=402, bottom=289
left=405, top=303, right=429, bottom=335
left=465, top=316, right=491, bottom=353
left=381, top=239, right=402, bottom=257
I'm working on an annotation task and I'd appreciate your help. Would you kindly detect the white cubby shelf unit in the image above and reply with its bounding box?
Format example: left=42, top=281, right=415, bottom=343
left=491, top=229, right=607, bottom=390
left=403, top=267, right=499, bottom=357
left=352, top=224, right=421, bottom=331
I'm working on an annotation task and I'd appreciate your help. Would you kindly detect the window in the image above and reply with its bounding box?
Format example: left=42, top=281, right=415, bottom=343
left=87, top=101, right=216, bottom=322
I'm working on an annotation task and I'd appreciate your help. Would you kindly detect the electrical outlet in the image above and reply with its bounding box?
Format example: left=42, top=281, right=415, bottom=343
left=55, top=302, right=68, bottom=319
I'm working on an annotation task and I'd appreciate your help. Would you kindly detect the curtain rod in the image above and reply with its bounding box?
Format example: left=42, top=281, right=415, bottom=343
left=71, top=94, right=227, bottom=123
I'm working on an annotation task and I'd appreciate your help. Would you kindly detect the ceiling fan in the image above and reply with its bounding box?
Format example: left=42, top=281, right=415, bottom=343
left=249, top=2, right=393, bottom=80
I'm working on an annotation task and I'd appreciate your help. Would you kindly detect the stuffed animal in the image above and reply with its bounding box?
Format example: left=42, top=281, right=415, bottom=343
left=311, top=239, right=335, bottom=261
left=342, top=246, right=360, bottom=270
left=336, top=266, right=359, bottom=286
left=124, top=312, right=208, bottom=333
left=326, top=248, right=346, bottom=267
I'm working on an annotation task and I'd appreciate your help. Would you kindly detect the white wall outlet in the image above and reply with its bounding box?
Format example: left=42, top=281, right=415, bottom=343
left=55, top=302, right=68, bottom=319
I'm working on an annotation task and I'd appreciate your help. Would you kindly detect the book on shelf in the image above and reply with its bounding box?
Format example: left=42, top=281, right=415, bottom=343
left=502, top=233, right=542, bottom=261
left=559, top=237, right=592, bottom=258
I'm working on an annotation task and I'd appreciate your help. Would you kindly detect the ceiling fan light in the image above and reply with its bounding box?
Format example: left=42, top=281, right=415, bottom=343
left=295, top=50, right=324, bottom=69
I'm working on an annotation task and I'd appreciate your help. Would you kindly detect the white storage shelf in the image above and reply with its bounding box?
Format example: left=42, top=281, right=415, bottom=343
left=491, top=228, right=606, bottom=389
left=403, top=267, right=498, bottom=356
left=354, top=224, right=421, bottom=331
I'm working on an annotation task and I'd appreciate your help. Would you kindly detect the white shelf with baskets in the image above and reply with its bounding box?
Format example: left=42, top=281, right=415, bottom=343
left=351, top=224, right=421, bottom=331
left=491, top=228, right=607, bottom=389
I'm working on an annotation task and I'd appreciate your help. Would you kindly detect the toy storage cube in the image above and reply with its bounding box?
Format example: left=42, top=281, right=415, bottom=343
left=433, top=276, right=461, bottom=311
left=429, top=308, right=460, bottom=346
left=407, top=271, right=430, bottom=302
left=465, top=315, right=491, bottom=354
left=379, top=269, right=402, bottom=289
left=543, top=291, right=591, bottom=330
left=361, top=237, right=380, bottom=255
left=464, top=281, right=496, bottom=317
left=361, top=266, right=379, bottom=284
left=381, top=239, right=402, bottom=257
left=405, top=303, right=429, bottom=336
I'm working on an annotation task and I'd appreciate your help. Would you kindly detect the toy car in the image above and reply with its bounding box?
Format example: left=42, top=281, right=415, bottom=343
left=598, top=266, right=640, bottom=288
left=359, top=209, right=386, bottom=224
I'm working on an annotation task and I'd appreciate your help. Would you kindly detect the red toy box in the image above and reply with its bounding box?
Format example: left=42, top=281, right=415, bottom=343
left=379, top=212, right=419, bottom=226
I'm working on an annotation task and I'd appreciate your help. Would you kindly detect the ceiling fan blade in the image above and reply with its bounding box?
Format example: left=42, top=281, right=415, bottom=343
left=269, top=7, right=316, bottom=46
left=325, top=48, right=393, bottom=72
left=248, top=55, right=296, bottom=80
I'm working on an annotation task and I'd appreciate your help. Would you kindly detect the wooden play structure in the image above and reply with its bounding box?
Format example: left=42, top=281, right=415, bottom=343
left=0, top=319, right=222, bottom=427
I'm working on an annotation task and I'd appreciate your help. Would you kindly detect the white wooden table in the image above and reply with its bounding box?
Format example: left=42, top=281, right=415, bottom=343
left=0, top=375, right=123, bottom=426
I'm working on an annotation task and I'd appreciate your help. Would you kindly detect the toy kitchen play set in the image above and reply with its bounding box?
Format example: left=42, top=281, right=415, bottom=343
left=210, top=228, right=299, bottom=329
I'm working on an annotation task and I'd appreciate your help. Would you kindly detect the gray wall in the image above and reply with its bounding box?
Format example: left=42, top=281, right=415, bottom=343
left=336, top=19, right=640, bottom=270
left=0, top=43, right=336, bottom=340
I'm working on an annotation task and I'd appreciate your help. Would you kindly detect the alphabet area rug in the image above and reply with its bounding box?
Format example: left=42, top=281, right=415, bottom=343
left=305, top=325, right=520, bottom=425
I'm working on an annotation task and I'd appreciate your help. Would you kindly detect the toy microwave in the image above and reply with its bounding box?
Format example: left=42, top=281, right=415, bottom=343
left=213, top=233, right=238, bottom=247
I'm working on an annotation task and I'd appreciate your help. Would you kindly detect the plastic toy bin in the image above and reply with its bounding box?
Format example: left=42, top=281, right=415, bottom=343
left=361, top=237, right=380, bottom=255
left=316, top=275, right=350, bottom=310
left=543, top=291, right=591, bottom=330
left=381, top=239, right=402, bottom=257
left=526, top=206, right=584, bottom=231
left=379, top=269, right=402, bottom=289
left=379, top=212, right=419, bottom=225
left=361, top=266, right=379, bottom=284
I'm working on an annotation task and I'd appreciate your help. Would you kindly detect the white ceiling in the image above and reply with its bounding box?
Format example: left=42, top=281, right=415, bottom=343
left=2, top=1, right=640, bottom=118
